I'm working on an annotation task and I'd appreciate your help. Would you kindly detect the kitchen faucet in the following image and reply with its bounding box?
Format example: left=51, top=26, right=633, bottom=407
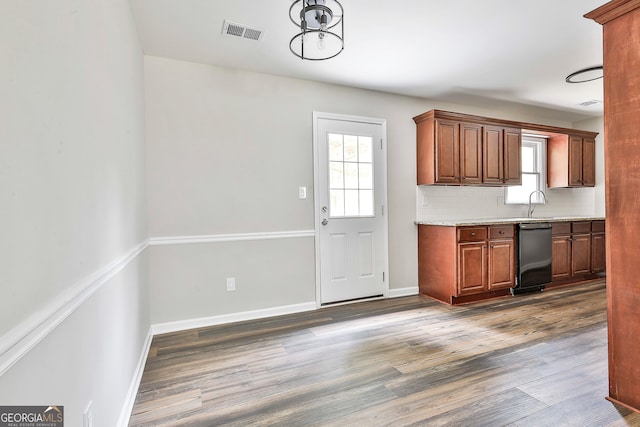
left=528, top=190, right=548, bottom=218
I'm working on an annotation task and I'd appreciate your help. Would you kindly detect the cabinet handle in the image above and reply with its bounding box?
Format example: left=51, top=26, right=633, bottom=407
left=471, top=232, right=476, bottom=236
left=499, top=230, right=504, bottom=234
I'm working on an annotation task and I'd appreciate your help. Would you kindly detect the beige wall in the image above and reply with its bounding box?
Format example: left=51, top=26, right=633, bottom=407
left=0, top=0, right=149, bottom=425
left=145, top=55, right=604, bottom=325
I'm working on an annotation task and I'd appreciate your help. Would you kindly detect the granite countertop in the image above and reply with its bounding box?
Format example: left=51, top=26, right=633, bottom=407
left=415, top=216, right=605, bottom=227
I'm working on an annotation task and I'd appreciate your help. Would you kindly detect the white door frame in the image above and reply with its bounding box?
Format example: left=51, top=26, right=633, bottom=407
left=312, top=111, right=389, bottom=308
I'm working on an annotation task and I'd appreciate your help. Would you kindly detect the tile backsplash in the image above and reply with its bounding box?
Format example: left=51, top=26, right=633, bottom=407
left=416, top=185, right=596, bottom=221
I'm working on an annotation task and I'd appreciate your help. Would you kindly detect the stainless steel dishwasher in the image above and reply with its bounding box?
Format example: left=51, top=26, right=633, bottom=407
left=512, top=223, right=553, bottom=295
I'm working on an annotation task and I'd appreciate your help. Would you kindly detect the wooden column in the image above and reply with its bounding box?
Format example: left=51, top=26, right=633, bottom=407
left=586, top=0, right=640, bottom=413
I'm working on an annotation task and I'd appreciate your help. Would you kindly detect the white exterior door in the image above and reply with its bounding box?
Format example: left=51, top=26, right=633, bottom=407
left=314, top=112, right=388, bottom=305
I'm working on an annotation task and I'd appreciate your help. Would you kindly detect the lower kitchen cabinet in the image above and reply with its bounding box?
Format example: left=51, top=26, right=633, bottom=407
left=458, top=241, right=487, bottom=295
left=571, top=233, right=591, bottom=275
left=552, top=223, right=571, bottom=281
left=419, top=224, right=514, bottom=304
left=591, top=220, right=606, bottom=274
left=551, top=220, right=604, bottom=285
left=488, top=236, right=515, bottom=290
left=419, top=220, right=605, bottom=305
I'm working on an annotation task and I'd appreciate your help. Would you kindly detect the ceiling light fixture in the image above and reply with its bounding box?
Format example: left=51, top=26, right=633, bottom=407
left=289, top=0, right=344, bottom=60
left=565, top=66, right=604, bottom=83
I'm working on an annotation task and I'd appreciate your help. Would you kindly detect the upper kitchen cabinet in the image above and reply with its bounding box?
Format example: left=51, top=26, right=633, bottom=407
left=423, top=118, right=482, bottom=184
left=547, top=133, right=596, bottom=187
left=483, top=126, right=522, bottom=185
left=414, top=110, right=521, bottom=186
left=414, top=109, right=598, bottom=188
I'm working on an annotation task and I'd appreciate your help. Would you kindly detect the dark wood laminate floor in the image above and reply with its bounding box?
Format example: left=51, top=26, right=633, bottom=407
left=129, top=281, right=640, bottom=426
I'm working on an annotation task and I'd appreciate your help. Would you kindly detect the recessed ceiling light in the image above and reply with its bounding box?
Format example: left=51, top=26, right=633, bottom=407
left=566, top=66, right=603, bottom=83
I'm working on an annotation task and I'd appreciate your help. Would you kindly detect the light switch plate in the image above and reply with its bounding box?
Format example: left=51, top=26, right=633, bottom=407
left=299, top=186, right=307, bottom=199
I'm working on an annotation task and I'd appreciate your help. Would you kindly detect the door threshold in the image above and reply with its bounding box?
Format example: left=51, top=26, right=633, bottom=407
left=321, top=294, right=384, bottom=307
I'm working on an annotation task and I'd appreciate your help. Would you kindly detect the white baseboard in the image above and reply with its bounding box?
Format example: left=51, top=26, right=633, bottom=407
left=151, top=302, right=317, bottom=336
left=0, top=240, right=148, bottom=376
left=389, top=286, right=419, bottom=298
left=117, top=327, right=153, bottom=427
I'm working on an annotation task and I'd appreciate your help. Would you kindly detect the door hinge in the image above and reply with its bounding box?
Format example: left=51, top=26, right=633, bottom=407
left=383, top=272, right=385, bottom=282
left=382, top=205, right=385, bottom=216
left=380, top=138, right=383, bottom=149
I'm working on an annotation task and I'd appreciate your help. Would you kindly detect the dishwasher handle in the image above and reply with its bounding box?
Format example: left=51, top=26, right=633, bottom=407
left=518, top=222, right=552, bottom=230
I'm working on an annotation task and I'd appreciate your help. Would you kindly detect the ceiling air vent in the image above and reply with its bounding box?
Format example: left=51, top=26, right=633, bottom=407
left=579, top=99, right=603, bottom=107
left=222, top=20, right=264, bottom=41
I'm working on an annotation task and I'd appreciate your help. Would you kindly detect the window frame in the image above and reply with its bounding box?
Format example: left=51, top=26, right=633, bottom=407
left=504, top=135, right=547, bottom=205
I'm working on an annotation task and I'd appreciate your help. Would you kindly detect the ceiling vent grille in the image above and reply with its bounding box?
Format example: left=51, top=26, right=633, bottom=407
left=579, top=99, right=603, bottom=107
left=222, top=20, right=264, bottom=41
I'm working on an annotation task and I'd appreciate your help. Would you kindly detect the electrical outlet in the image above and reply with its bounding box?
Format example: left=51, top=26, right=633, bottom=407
left=83, top=401, right=93, bottom=427
left=226, top=277, right=236, bottom=292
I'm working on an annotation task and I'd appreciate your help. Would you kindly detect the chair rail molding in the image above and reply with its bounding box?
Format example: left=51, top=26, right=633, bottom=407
left=0, top=240, right=148, bottom=376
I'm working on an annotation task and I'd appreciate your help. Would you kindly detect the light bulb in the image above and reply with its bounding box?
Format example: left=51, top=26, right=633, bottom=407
left=317, top=32, right=325, bottom=50
left=320, top=13, right=328, bottom=31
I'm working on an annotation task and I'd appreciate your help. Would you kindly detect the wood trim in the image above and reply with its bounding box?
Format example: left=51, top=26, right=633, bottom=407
left=585, top=0, right=640, bottom=24
left=412, top=109, right=599, bottom=139
left=605, top=396, right=640, bottom=414
left=148, top=230, right=315, bottom=246
left=0, top=240, right=148, bottom=376
left=388, top=286, right=419, bottom=298
left=450, top=288, right=510, bottom=304
left=117, top=328, right=154, bottom=427
left=151, top=302, right=317, bottom=335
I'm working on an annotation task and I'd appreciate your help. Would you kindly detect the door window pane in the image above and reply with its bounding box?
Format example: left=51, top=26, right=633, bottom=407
left=329, top=162, right=344, bottom=188
left=344, top=190, right=359, bottom=216
left=344, top=135, right=358, bottom=162
left=329, top=134, right=343, bottom=161
left=328, top=132, right=376, bottom=217
left=330, top=189, right=345, bottom=217
left=359, top=190, right=374, bottom=216
left=359, top=137, right=373, bottom=163
left=359, top=163, right=373, bottom=190
left=344, top=163, right=359, bottom=189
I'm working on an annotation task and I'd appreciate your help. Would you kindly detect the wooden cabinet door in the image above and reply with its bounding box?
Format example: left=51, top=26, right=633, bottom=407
left=483, top=126, right=503, bottom=184
left=435, top=119, right=459, bottom=184
left=552, top=235, right=571, bottom=281
left=457, top=242, right=486, bottom=294
left=569, top=136, right=584, bottom=186
left=488, top=239, right=514, bottom=290
left=571, top=234, right=592, bottom=275
left=591, top=232, right=606, bottom=273
left=460, top=123, right=482, bottom=184
left=582, top=138, right=596, bottom=186
left=504, top=128, right=522, bottom=185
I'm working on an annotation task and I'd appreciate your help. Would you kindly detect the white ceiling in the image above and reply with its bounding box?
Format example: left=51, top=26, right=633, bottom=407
left=130, top=0, right=606, bottom=122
